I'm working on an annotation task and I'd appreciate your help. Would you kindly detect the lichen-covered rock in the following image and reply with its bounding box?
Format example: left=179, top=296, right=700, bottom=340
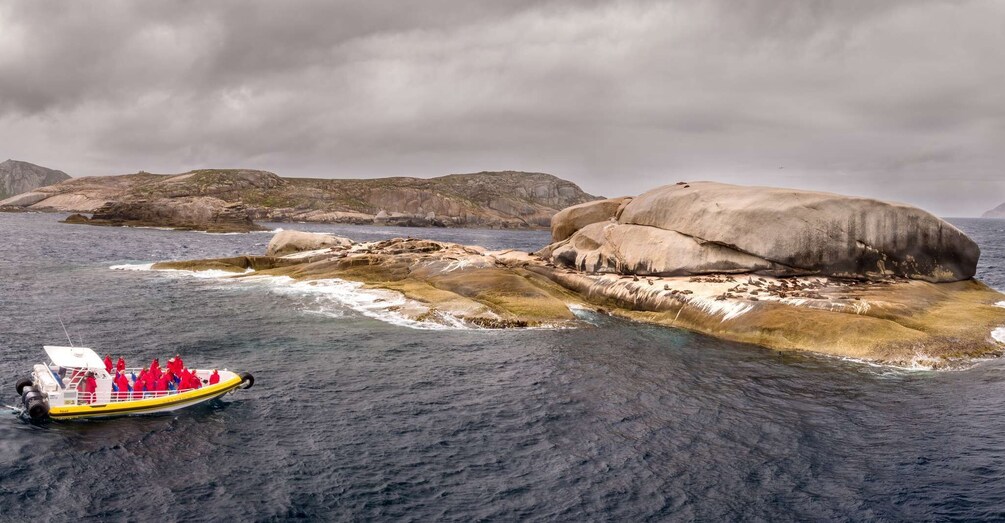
left=545, top=182, right=980, bottom=282
left=266, top=230, right=353, bottom=257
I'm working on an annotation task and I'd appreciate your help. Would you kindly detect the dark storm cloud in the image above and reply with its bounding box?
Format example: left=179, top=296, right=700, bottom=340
left=0, top=0, right=1002, bottom=215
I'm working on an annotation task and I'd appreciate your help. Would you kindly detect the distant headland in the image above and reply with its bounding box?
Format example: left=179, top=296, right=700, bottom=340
left=0, top=168, right=599, bottom=232
left=983, top=202, right=1005, bottom=219
left=0, top=159, right=71, bottom=200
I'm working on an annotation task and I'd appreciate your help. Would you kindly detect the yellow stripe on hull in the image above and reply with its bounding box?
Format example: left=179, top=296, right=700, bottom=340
left=48, top=375, right=245, bottom=419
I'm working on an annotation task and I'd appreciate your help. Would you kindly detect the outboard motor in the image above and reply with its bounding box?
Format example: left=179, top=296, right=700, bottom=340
left=21, top=385, right=49, bottom=421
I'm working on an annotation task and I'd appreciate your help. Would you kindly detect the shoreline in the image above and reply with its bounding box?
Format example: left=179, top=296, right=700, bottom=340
left=132, top=234, right=1005, bottom=370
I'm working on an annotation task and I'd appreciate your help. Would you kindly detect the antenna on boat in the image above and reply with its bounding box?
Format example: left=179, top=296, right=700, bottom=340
left=57, top=314, right=74, bottom=347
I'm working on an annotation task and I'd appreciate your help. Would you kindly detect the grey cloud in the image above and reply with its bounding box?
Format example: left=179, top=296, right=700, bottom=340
left=0, top=0, right=1002, bottom=216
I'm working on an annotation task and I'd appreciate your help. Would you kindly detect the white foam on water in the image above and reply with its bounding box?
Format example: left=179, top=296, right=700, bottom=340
left=993, top=327, right=1005, bottom=345
left=241, top=275, right=473, bottom=330
left=133, top=226, right=178, bottom=231
left=177, top=268, right=254, bottom=279
left=109, top=263, right=154, bottom=271
left=108, top=263, right=518, bottom=330
left=834, top=355, right=938, bottom=373
left=110, top=263, right=253, bottom=279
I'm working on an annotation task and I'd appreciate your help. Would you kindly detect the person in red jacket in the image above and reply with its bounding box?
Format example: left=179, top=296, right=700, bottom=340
left=103, top=355, right=113, bottom=374
left=116, top=357, right=126, bottom=373
left=175, top=355, right=184, bottom=373
left=153, top=374, right=168, bottom=395
left=209, top=369, right=220, bottom=385
left=189, top=372, right=202, bottom=390
left=119, top=372, right=131, bottom=395
left=132, top=377, right=145, bottom=399
left=114, top=372, right=130, bottom=400
left=84, top=371, right=97, bottom=404
left=150, top=358, right=161, bottom=379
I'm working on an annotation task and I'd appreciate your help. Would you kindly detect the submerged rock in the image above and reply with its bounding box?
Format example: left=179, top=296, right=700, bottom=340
left=543, top=182, right=979, bottom=283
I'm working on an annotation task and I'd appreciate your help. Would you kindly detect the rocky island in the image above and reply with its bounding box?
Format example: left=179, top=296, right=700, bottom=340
left=1, top=168, right=598, bottom=232
left=147, top=182, right=1005, bottom=367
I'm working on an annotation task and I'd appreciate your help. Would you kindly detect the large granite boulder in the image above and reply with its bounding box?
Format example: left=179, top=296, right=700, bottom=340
left=266, top=230, right=353, bottom=257
left=550, top=197, right=631, bottom=242
left=544, top=181, right=980, bottom=282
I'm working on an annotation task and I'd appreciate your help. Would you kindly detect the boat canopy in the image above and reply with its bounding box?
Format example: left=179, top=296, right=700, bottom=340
left=43, top=346, right=105, bottom=370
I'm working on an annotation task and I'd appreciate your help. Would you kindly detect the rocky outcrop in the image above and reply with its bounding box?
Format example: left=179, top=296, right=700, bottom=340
left=2, top=168, right=599, bottom=230
left=983, top=202, right=1005, bottom=219
left=550, top=197, right=631, bottom=242
left=155, top=237, right=584, bottom=329
left=542, top=182, right=979, bottom=283
left=147, top=228, right=1005, bottom=368
left=64, top=197, right=264, bottom=233
left=0, top=159, right=71, bottom=200
left=266, top=230, right=353, bottom=257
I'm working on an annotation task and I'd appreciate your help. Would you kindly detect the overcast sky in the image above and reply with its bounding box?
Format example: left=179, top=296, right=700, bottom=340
left=1, top=1, right=1003, bottom=216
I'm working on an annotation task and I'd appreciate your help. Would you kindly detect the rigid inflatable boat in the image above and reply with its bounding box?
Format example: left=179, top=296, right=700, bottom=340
left=15, top=346, right=254, bottom=421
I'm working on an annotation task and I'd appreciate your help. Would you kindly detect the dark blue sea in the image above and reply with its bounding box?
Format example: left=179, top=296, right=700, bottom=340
left=2, top=213, right=1005, bottom=521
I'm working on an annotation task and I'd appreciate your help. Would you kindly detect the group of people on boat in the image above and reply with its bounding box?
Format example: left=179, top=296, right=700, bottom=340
left=74, top=354, right=221, bottom=403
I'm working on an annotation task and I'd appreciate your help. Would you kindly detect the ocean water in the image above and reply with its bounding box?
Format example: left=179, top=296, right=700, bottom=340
left=1, top=213, right=1005, bottom=521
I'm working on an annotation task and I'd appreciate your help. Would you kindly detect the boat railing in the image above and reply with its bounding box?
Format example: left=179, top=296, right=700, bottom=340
left=63, top=385, right=207, bottom=405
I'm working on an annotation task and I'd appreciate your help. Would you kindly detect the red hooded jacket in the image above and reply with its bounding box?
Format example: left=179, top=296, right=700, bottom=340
left=84, top=376, right=98, bottom=403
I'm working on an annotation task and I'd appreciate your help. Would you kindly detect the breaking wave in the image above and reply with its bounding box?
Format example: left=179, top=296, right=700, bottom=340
left=110, top=263, right=474, bottom=330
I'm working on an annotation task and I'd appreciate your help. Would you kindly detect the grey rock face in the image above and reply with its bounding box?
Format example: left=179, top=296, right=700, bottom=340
left=0, top=160, right=71, bottom=200
left=545, top=181, right=980, bottom=282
